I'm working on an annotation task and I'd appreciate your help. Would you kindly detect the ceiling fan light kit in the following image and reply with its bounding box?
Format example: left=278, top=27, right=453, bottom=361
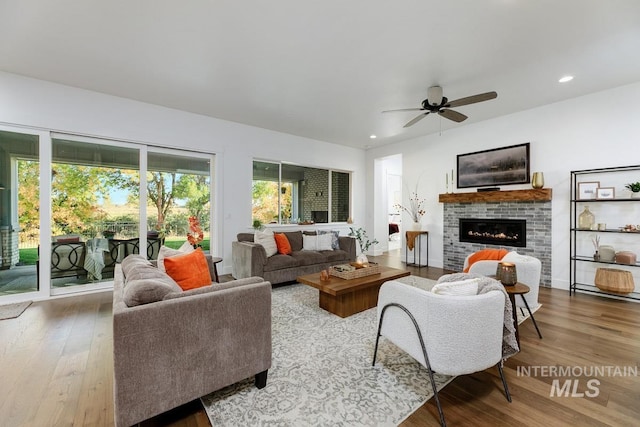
left=383, top=86, right=498, bottom=128
left=427, top=86, right=443, bottom=105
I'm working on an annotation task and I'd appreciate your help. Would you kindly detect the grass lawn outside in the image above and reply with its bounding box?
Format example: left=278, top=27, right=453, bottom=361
left=19, top=247, right=38, bottom=265
left=163, top=237, right=210, bottom=251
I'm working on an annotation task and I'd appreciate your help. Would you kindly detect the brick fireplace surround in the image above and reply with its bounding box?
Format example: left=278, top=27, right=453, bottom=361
left=440, top=189, right=552, bottom=286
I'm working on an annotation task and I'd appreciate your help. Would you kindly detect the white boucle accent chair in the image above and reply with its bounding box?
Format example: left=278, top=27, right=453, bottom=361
left=464, top=251, right=543, bottom=339
left=373, top=280, right=511, bottom=427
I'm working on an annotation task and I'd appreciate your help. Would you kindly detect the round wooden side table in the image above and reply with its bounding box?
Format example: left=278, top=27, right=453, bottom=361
left=503, top=282, right=530, bottom=346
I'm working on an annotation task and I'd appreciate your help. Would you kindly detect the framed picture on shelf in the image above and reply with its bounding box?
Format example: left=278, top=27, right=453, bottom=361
left=596, top=187, right=615, bottom=199
left=577, top=181, right=599, bottom=200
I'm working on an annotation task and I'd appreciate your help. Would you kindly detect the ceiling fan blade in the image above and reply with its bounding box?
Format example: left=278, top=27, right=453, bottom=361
left=438, top=109, right=468, bottom=122
left=382, top=108, right=425, bottom=113
left=403, top=112, right=430, bottom=127
left=445, top=91, right=497, bottom=108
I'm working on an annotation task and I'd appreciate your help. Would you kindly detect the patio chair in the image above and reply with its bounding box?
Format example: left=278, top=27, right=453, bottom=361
left=37, top=235, right=88, bottom=285
left=124, top=236, right=165, bottom=260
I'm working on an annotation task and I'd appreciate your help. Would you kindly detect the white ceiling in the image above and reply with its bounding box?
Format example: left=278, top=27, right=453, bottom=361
left=1, top=1, right=639, bottom=149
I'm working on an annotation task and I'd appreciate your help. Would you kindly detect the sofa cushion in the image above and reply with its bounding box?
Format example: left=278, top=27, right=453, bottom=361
left=263, top=253, right=301, bottom=272
left=283, top=231, right=303, bottom=252
left=164, top=248, right=212, bottom=291
left=303, top=234, right=333, bottom=251
left=320, top=249, right=350, bottom=262
left=274, top=233, right=292, bottom=255
left=318, top=230, right=340, bottom=250
left=121, top=254, right=152, bottom=277
left=157, top=243, right=194, bottom=272
left=122, top=260, right=183, bottom=307
left=255, top=230, right=278, bottom=257
left=291, top=250, right=328, bottom=266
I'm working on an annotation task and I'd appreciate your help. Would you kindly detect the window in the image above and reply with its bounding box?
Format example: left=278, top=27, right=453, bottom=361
left=252, top=160, right=350, bottom=224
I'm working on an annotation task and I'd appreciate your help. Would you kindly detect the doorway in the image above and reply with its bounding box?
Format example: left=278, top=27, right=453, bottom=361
left=374, top=154, right=402, bottom=257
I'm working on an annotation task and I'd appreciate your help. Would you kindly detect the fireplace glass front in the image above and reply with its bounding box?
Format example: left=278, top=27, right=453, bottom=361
left=459, top=218, right=526, bottom=247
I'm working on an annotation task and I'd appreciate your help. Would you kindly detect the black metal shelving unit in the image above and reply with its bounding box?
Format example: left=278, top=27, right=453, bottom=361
left=570, top=165, right=640, bottom=301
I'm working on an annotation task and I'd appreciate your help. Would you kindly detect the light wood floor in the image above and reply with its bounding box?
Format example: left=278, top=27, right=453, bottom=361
left=1, top=253, right=638, bottom=427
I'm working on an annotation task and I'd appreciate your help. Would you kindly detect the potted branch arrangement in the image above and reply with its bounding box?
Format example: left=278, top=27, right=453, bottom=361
left=394, top=190, right=426, bottom=231
left=349, top=227, right=379, bottom=265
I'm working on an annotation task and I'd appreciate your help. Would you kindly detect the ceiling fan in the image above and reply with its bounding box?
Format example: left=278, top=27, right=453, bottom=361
left=383, top=86, right=497, bottom=128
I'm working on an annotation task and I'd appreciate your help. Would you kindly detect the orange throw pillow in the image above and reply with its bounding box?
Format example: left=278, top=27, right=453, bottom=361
left=274, top=233, right=292, bottom=255
left=163, top=248, right=212, bottom=291
left=463, top=248, right=509, bottom=273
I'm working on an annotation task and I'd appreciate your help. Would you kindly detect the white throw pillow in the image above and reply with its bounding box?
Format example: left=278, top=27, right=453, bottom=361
left=316, top=233, right=334, bottom=251
left=157, top=243, right=194, bottom=272
left=303, top=233, right=336, bottom=251
left=302, top=234, right=318, bottom=251
left=432, top=278, right=479, bottom=296
left=255, top=230, right=278, bottom=257
left=318, top=230, right=340, bottom=250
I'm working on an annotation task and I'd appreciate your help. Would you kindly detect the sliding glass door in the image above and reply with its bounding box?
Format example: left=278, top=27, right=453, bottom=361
left=50, top=136, right=140, bottom=293
left=0, top=129, right=41, bottom=299
left=147, top=150, right=212, bottom=253
left=0, top=128, right=215, bottom=298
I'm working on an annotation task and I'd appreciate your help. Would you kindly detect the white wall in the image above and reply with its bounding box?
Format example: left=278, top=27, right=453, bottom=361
left=367, top=81, right=640, bottom=289
left=0, top=72, right=367, bottom=276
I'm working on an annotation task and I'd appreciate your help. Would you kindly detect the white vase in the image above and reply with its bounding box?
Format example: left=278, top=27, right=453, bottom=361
left=356, top=254, right=368, bottom=265
left=411, top=221, right=422, bottom=231
left=632, top=192, right=640, bottom=199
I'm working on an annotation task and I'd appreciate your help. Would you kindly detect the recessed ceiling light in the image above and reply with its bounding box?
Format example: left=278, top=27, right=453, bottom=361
left=558, top=75, right=574, bottom=83
left=369, top=135, right=377, bottom=139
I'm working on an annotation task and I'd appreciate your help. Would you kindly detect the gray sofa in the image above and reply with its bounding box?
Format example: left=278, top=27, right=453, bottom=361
left=232, top=230, right=356, bottom=284
left=112, top=254, right=272, bottom=427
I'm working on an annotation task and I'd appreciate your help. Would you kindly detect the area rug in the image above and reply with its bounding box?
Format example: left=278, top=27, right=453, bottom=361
left=201, top=282, right=453, bottom=427
left=0, top=301, right=32, bottom=320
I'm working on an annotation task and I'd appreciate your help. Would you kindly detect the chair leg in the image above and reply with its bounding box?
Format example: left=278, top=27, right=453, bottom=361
left=372, top=320, right=383, bottom=367
left=519, top=295, right=543, bottom=339
left=497, top=362, right=512, bottom=403
left=374, top=303, right=447, bottom=427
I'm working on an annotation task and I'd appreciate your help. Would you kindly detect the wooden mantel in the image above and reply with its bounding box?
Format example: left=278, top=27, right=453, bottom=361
left=439, top=188, right=552, bottom=203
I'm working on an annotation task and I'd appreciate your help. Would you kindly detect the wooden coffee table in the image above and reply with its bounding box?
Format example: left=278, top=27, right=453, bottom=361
left=297, top=266, right=410, bottom=318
